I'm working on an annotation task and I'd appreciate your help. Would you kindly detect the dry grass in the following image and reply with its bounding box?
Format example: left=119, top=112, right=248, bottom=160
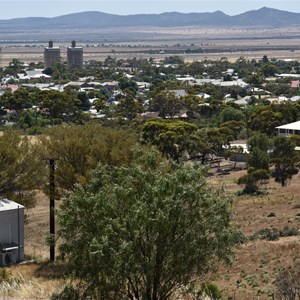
left=211, top=170, right=300, bottom=299
left=0, top=263, right=65, bottom=299
left=1, top=166, right=300, bottom=299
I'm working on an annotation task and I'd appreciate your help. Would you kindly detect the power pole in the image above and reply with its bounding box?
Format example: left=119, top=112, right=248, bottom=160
left=44, top=157, right=58, bottom=262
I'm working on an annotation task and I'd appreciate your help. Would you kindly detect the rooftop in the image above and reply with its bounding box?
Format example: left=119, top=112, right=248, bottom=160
left=276, top=121, right=300, bottom=131
left=0, top=199, right=24, bottom=212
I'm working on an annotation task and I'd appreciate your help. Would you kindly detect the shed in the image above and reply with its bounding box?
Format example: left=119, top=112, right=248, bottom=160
left=0, top=199, right=24, bottom=267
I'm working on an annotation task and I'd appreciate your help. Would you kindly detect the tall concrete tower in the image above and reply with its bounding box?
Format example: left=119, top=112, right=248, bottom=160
left=67, top=40, right=83, bottom=68
left=44, top=40, right=61, bottom=69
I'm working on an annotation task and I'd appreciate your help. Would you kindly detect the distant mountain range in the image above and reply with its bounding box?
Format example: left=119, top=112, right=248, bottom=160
left=1, top=7, right=300, bottom=30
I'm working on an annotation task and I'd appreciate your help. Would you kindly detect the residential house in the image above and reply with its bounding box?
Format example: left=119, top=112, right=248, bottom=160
left=276, top=121, right=300, bottom=137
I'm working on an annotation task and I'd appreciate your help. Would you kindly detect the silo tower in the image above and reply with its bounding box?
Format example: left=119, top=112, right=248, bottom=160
left=44, top=40, right=61, bottom=69
left=67, top=40, right=83, bottom=68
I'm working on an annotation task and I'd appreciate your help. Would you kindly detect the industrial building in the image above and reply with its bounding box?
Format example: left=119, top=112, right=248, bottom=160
left=67, top=40, right=83, bottom=68
left=0, top=199, right=24, bottom=267
left=44, top=40, right=61, bottom=69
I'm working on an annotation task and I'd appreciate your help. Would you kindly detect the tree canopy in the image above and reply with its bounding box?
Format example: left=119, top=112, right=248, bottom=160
left=58, top=151, right=239, bottom=299
left=271, top=136, right=300, bottom=187
left=0, top=130, right=44, bottom=207
left=141, top=119, right=198, bottom=162
left=39, top=123, right=138, bottom=192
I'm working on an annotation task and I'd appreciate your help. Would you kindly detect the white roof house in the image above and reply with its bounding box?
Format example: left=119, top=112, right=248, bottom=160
left=212, top=79, right=249, bottom=88
left=276, top=121, right=300, bottom=136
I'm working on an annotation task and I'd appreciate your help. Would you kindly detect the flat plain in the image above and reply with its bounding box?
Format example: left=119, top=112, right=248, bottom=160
left=2, top=26, right=300, bottom=66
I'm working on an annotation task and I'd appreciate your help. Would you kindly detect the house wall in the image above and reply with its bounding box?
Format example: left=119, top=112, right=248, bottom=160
left=277, top=129, right=300, bottom=137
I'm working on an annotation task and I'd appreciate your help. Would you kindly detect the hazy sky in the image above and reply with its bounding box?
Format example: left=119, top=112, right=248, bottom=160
left=1, top=0, right=300, bottom=19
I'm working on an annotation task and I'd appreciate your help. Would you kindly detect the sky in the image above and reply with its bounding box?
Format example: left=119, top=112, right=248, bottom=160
left=1, top=0, right=300, bottom=19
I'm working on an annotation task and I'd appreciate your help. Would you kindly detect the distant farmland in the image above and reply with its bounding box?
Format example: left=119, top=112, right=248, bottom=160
left=1, top=26, right=300, bottom=66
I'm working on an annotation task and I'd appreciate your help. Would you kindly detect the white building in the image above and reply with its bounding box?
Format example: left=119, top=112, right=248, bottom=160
left=276, top=121, right=300, bottom=137
left=0, top=199, right=24, bottom=266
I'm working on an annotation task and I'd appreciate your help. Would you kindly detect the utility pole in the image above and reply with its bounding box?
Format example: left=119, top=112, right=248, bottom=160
left=44, top=157, right=58, bottom=262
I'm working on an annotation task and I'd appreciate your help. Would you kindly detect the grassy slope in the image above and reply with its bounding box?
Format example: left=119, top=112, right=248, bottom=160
left=1, top=169, right=300, bottom=299
left=212, top=170, right=300, bottom=299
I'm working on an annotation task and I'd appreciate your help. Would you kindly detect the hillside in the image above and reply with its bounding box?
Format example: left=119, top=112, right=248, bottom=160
left=1, top=167, right=299, bottom=299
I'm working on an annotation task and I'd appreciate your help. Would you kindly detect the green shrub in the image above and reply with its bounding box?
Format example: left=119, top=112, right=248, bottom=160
left=201, top=282, right=223, bottom=300
left=0, top=269, right=11, bottom=283
left=51, top=286, right=81, bottom=300
left=250, top=226, right=299, bottom=241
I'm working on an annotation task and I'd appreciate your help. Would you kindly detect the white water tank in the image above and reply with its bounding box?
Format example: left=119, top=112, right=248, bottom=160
left=0, top=199, right=24, bottom=266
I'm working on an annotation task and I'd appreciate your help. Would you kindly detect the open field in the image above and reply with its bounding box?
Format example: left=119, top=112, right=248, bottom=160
left=212, top=169, right=300, bottom=299
left=1, top=165, right=300, bottom=299
left=2, top=26, right=300, bottom=66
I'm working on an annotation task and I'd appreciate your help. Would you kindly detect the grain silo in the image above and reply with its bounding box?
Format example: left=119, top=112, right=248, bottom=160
left=0, top=199, right=24, bottom=267
left=44, top=40, right=61, bottom=69
left=67, top=40, right=83, bottom=68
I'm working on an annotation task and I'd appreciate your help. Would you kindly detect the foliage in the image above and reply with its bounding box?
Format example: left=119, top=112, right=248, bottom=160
left=218, top=107, right=244, bottom=124
left=247, top=148, right=270, bottom=171
left=238, top=133, right=272, bottom=195
left=248, top=103, right=299, bottom=137
left=0, top=130, right=45, bottom=207
left=238, top=168, right=269, bottom=195
left=289, top=134, right=300, bottom=147
left=194, top=127, right=233, bottom=164
left=51, top=285, right=82, bottom=300
left=271, top=136, right=300, bottom=187
left=118, top=77, right=138, bottom=96
left=58, top=152, right=239, bottom=299
left=39, top=123, right=137, bottom=192
left=0, top=88, right=33, bottom=119
left=35, top=90, right=81, bottom=122
left=149, top=91, right=182, bottom=118
left=250, top=226, right=300, bottom=241
left=141, top=119, right=198, bottom=162
left=0, top=269, right=11, bottom=283
left=220, top=120, right=245, bottom=140
left=115, top=94, right=143, bottom=121
left=247, top=132, right=273, bottom=153
left=201, top=283, right=223, bottom=300
left=3, top=59, right=24, bottom=76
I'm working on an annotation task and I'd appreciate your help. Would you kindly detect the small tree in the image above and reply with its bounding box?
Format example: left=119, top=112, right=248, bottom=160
left=238, top=133, right=271, bottom=194
left=271, top=136, right=300, bottom=187
left=58, top=152, right=239, bottom=299
left=238, top=168, right=270, bottom=194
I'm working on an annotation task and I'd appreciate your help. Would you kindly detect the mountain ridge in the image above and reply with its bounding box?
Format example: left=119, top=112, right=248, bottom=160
left=1, top=7, right=300, bottom=30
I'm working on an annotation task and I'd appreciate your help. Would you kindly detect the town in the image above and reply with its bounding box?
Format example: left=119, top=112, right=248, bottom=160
left=1, top=7, right=300, bottom=298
